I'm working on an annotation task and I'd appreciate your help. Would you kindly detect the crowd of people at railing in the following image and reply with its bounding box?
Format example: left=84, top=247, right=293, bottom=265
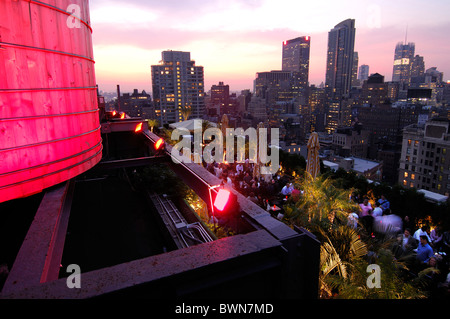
left=205, top=161, right=294, bottom=208
left=204, top=160, right=450, bottom=297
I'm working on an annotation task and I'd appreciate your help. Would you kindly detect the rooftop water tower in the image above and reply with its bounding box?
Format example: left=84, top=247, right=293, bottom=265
left=0, top=0, right=102, bottom=203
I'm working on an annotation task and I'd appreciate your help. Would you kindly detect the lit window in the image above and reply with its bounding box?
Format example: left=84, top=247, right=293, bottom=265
left=404, top=172, right=408, bottom=178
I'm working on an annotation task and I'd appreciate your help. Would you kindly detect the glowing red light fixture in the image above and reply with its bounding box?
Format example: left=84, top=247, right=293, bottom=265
left=112, top=110, right=117, bottom=116
left=154, top=138, right=164, bottom=150
left=120, top=112, right=125, bottom=119
left=283, top=41, right=287, bottom=45
left=135, top=122, right=143, bottom=132
left=305, top=36, right=310, bottom=41
left=214, top=189, right=231, bottom=212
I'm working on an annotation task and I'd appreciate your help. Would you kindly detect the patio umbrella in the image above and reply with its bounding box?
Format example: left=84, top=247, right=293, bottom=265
left=306, top=132, right=320, bottom=179
left=252, top=122, right=265, bottom=180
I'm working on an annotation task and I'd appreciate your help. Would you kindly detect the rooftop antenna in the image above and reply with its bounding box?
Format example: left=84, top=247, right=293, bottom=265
left=405, top=24, right=408, bottom=44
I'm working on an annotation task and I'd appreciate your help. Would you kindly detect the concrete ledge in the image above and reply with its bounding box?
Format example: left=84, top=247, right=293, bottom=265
left=0, top=230, right=281, bottom=299
left=2, top=182, right=71, bottom=294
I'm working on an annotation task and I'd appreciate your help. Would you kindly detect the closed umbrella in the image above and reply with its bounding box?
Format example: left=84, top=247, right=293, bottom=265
left=306, top=132, right=320, bottom=179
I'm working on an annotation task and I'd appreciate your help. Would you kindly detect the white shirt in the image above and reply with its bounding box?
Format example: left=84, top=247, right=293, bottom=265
left=402, top=235, right=409, bottom=248
left=281, top=186, right=291, bottom=196
left=413, top=229, right=431, bottom=243
left=372, top=207, right=383, bottom=218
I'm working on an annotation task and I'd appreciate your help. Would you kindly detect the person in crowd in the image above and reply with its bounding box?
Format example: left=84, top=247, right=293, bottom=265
left=214, top=163, right=222, bottom=178
left=377, top=194, right=390, bottom=212
left=250, top=181, right=258, bottom=196
left=416, top=235, right=434, bottom=264
left=372, top=201, right=383, bottom=218
left=236, top=163, right=244, bottom=175
left=348, top=212, right=359, bottom=229
left=247, top=192, right=259, bottom=205
left=290, top=185, right=301, bottom=202
left=403, top=215, right=415, bottom=232
left=442, top=229, right=450, bottom=255
left=393, top=228, right=418, bottom=260
left=359, top=198, right=374, bottom=235
left=281, top=183, right=293, bottom=196
left=359, top=198, right=372, bottom=216
left=226, top=172, right=234, bottom=188
left=401, top=228, right=418, bottom=252
left=430, top=225, right=443, bottom=250
left=243, top=172, right=252, bottom=186
left=414, top=225, right=432, bottom=243
left=266, top=179, right=276, bottom=196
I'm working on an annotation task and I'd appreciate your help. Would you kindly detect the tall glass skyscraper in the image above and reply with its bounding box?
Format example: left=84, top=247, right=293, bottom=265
left=282, top=36, right=310, bottom=89
left=324, top=19, right=356, bottom=133
left=281, top=36, right=311, bottom=113
left=151, top=51, right=205, bottom=124
left=392, top=42, right=415, bottom=89
left=325, top=19, right=356, bottom=99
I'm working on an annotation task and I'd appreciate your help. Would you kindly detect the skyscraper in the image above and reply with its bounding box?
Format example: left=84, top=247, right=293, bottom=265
left=392, top=42, right=415, bottom=89
left=351, top=52, right=359, bottom=87
left=282, top=36, right=310, bottom=89
left=151, top=51, right=205, bottom=124
left=410, top=55, right=425, bottom=77
left=210, top=81, right=230, bottom=107
left=325, top=19, right=356, bottom=99
left=358, top=64, right=370, bottom=82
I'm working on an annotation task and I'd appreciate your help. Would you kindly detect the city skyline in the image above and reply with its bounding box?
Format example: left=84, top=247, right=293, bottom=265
left=91, top=0, right=450, bottom=94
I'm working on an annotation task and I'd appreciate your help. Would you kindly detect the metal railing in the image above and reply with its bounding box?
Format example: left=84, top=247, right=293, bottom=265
left=149, top=194, right=213, bottom=249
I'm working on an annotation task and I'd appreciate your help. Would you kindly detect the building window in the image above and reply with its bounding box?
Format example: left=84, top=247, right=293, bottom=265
left=404, top=172, right=408, bottom=178
left=411, top=174, right=415, bottom=180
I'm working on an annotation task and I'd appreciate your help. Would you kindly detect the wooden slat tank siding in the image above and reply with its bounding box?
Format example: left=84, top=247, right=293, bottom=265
left=0, top=0, right=101, bottom=203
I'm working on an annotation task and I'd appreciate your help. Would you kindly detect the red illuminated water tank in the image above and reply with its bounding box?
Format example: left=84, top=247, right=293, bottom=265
left=0, top=0, right=102, bottom=203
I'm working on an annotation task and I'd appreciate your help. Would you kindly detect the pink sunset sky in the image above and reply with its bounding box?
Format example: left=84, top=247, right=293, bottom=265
left=90, top=0, right=450, bottom=94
